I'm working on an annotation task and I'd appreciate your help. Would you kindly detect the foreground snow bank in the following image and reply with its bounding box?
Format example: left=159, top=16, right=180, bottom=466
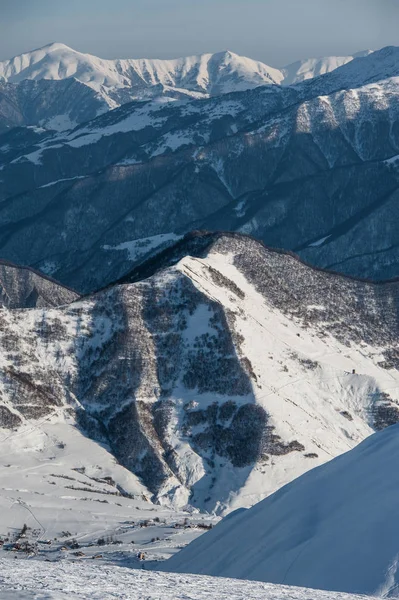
left=0, top=559, right=382, bottom=600
left=164, top=424, right=399, bottom=597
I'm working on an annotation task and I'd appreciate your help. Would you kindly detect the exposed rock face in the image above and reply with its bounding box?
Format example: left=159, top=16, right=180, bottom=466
left=0, top=260, right=79, bottom=308
left=0, top=234, right=398, bottom=513
left=1, top=48, right=399, bottom=290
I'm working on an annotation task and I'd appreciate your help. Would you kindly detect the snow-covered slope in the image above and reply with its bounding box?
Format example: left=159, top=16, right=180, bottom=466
left=301, top=46, right=399, bottom=96
left=0, top=43, right=376, bottom=132
left=0, top=42, right=374, bottom=98
left=0, top=260, right=79, bottom=308
left=164, top=424, right=399, bottom=597
left=0, top=560, right=381, bottom=600
left=0, top=412, right=215, bottom=569
left=0, top=43, right=283, bottom=108
left=0, top=233, right=398, bottom=516
left=0, top=78, right=110, bottom=132
left=0, top=43, right=285, bottom=132
left=282, top=50, right=373, bottom=85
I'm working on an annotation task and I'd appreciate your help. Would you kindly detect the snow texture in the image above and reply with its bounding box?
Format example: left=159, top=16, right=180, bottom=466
left=0, top=559, right=383, bottom=600
left=164, top=424, right=399, bottom=597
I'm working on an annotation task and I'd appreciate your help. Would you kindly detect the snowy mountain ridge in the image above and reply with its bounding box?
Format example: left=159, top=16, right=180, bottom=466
left=0, top=232, right=398, bottom=517
left=0, top=42, right=375, bottom=125
left=0, top=43, right=283, bottom=111
left=0, top=42, right=374, bottom=92
left=282, top=50, right=373, bottom=85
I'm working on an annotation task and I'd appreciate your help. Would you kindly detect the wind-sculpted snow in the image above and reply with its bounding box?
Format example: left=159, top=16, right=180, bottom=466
left=0, top=559, right=382, bottom=600
left=164, top=424, right=399, bottom=597
left=0, top=234, right=398, bottom=514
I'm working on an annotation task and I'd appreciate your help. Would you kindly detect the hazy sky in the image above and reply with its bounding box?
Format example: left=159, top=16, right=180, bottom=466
left=0, top=0, right=398, bottom=66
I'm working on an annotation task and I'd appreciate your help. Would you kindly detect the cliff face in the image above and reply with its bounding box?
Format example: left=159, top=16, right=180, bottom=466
left=0, top=234, right=398, bottom=514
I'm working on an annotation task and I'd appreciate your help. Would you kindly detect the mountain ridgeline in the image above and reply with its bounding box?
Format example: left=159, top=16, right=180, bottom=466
left=0, top=233, right=398, bottom=513
left=0, top=43, right=369, bottom=131
left=0, top=47, right=398, bottom=291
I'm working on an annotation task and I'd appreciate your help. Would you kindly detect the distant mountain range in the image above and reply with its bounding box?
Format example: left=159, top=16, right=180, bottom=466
left=0, top=46, right=398, bottom=290
left=0, top=43, right=373, bottom=131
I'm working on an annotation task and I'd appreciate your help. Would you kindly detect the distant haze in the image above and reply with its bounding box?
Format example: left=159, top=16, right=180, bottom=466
left=0, top=0, right=398, bottom=66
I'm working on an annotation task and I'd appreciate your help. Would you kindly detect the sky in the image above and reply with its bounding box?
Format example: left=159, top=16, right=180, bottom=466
left=0, top=0, right=398, bottom=66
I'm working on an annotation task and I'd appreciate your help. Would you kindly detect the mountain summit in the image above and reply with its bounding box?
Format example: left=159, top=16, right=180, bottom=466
left=0, top=43, right=375, bottom=105
left=0, top=44, right=283, bottom=105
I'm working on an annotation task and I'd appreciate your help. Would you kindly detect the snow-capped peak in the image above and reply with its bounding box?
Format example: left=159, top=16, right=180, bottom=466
left=0, top=43, right=284, bottom=98
left=282, top=49, right=374, bottom=85
left=301, top=46, right=399, bottom=93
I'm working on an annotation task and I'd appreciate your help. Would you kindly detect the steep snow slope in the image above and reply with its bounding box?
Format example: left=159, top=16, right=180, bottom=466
left=0, top=43, right=283, bottom=107
left=0, top=560, right=381, bottom=600
left=0, top=233, right=398, bottom=515
left=164, top=424, right=399, bottom=597
left=0, top=260, right=79, bottom=308
left=282, top=50, right=373, bottom=85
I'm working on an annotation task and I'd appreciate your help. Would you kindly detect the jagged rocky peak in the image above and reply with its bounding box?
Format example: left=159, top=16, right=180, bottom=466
left=0, top=233, right=398, bottom=514
left=0, top=259, right=79, bottom=308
